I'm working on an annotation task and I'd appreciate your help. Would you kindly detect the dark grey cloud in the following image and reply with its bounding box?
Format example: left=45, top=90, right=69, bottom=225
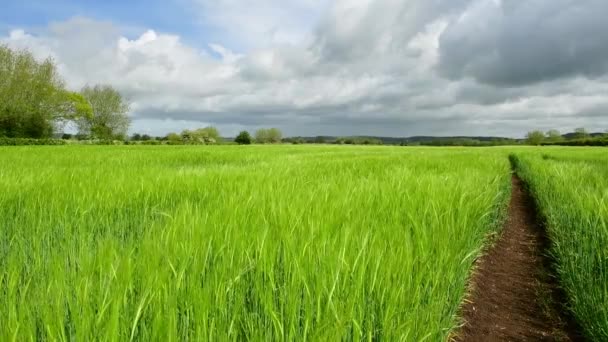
left=438, top=0, right=608, bottom=86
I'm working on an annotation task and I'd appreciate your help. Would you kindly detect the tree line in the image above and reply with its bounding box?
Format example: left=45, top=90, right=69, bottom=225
left=0, top=45, right=130, bottom=140
left=3, top=46, right=606, bottom=147
left=525, top=128, right=608, bottom=146
left=148, top=128, right=282, bottom=145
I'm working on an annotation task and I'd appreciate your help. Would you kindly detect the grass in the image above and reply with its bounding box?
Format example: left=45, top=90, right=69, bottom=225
left=512, top=148, right=608, bottom=340
left=0, top=145, right=512, bottom=340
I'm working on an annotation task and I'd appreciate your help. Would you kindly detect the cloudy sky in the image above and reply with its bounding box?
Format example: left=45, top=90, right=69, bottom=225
left=2, top=0, right=607, bottom=137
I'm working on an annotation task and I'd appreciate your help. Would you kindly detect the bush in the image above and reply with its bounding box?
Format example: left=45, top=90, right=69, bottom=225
left=235, top=131, right=252, bottom=145
left=542, top=138, right=608, bottom=147
left=140, top=140, right=161, bottom=145
left=0, top=138, right=68, bottom=146
left=165, top=140, right=185, bottom=145
left=76, top=139, right=124, bottom=145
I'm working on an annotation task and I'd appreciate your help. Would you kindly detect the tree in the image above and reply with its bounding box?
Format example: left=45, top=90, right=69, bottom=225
left=545, top=129, right=564, bottom=143
left=255, top=128, right=282, bottom=144
left=57, top=91, right=93, bottom=123
left=254, top=128, right=269, bottom=143
left=573, top=127, right=590, bottom=139
left=0, top=45, right=91, bottom=138
left=267, top=128, right=282, bottom=143
left=192, top=126, right=220, bottom=144
left=235, top=130, right=252, bottom=145
left=166, top=132, right=182, bottom=144
left=526, top=130, right=545, bottom=145
left=314, top=136, right=326, bottom=144
left=199, top=126, right=220, bottom=141
left=77, top=85, right=130, bottom=140
left=131, top=133, right=142, bottom=141
left=178, top=126, right=220, bottom=144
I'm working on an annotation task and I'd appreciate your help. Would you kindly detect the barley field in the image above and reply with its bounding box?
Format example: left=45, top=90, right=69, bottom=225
left=1, top=145, right=606, bottom=340
left=512, top=149, right=608, bottom=340
left=0, top=146, right=512, bottom=340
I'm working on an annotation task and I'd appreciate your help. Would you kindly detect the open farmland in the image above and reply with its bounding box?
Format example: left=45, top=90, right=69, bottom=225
left=0, top=146, right=512, bottom=340
left=1, top=145, right=607, bottom=340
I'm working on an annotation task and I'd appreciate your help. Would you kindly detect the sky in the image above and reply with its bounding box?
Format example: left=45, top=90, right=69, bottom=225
left=1, top=0, right=607, bottom=138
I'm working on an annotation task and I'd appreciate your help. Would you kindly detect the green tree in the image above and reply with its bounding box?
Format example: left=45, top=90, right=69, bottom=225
left=267, top=128, right=282, bottom=143
left=178, top=126, right=221, bottom=144
left=235, top=130, right=252, bottom=145
left=255, top=128, right=282, bottom=144
left=0, top=45, right=90, bottom=138
left=254, top=128, right=269, bottom=143
left=192, top=126, right=221, bottom=144
left=573, top=127, right=590, bottom=139
left=180, top=129, right=194, bottom=143
left=545, top=129, right=564, bottom=143
left=526, top=130, right=545, bottom=145
left=166, top=132, right=182, bottom=144
left=77, top=85, right=130, bottom=140
left=314, top=136, right=326, bottom=144
left=200, top=126, right=220, bottom=141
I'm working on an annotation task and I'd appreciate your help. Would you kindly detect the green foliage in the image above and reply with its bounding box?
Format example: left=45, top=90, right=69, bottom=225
left=573, top=127, right=590, bottom=139
left=182, top=126, right=221, bottom=144
left=334, top=137, right=384, bottom=145
left=255, top=128, right=282, bottom=144
left=0, top=137, right=67, bottom=145
left=139, top=140, right=161, bottom=145
left=542, top=138, right=608, bottom=146
left=0, top=45, right=85, bottom=138
left=59, top=91, right=94, bottom=122
left=77, top=139, right=125, bottom=145
left=395, top=138, right=520, bottom=147
left=545, top=129, right=564, bottom=143
left=234, top=130, right=252, bottom=144
left=165, top=132, right=182, bottom=143
left=314, top=136, right=326, bottom=144
left=525, top=130, right=546, bottom=145
left=0, top=146, right=512, bottom=340
left=513, top=151, right=608, bottom=340
left=77, top=84, right=130, bottom=140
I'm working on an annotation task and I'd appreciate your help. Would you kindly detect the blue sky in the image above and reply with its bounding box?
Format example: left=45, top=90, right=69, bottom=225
left=0, top=0, right=326, bottom=52
left=0, top=0, right=226, bottom=48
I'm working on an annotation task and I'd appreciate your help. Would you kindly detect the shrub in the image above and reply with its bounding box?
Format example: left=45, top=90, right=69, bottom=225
left=235, top=131, right=252, bottom=145
left=542, top=138, right=608, bottom=147
left=141, top=140, right=161, bottom=145
left=0, top=138, right=67, bottom=146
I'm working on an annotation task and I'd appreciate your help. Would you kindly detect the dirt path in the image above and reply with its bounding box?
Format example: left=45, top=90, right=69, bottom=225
left=454, top=175, right=583, bottom=341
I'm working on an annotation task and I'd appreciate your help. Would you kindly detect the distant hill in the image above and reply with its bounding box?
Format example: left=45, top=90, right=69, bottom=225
left=283, top=132, right=606, bottom=145
left=561, top=132, right=605, bottom=140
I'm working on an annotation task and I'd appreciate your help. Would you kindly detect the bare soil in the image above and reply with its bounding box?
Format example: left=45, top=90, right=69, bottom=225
left=454, top=175, right=584, bottom=341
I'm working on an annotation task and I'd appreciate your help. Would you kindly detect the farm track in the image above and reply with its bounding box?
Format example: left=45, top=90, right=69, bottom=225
left=454, top=175, right=584, bottom=341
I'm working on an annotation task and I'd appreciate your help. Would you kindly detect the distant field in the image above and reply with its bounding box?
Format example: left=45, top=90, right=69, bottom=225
left=0, top=146, right=605, bottom=340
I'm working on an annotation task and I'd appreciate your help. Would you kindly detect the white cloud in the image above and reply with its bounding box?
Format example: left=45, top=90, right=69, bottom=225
left=2, top=1, right=608, bottom=137
left=192, top=0, right=329, bottom=49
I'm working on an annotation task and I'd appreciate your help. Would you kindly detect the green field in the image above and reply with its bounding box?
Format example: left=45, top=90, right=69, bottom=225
left=513, top=149, right=608, bottom=340
left=0, top=146, right=606, bottom=340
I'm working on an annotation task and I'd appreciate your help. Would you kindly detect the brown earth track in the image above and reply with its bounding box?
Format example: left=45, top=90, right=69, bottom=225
left=453, top=175, right=584, bottom=341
